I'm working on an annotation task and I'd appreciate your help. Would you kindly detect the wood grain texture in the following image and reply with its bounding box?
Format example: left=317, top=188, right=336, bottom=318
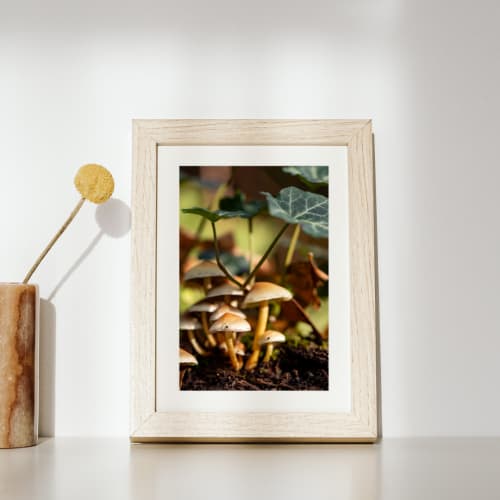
left=133, top=119, right=369, bottom=145
left=130, top=119, right=377, bottom=442
left=130, top=124, right=157, bottom=434
left=348, top=122, right=378, bottom=437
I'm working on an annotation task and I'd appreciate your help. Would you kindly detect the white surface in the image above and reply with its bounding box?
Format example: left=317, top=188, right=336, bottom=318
left=157, top=147, right=350, bottom=412
left=2, top=438, right=500, bottom=500
left=1, top=0, right=500, bottom=436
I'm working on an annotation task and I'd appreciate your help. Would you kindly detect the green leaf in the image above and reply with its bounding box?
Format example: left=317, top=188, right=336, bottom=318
left=262, top=187, right=328, bottom=238
left=219, top=192, right=265, bottom=219
left=282, top=166, right=329, bottom=185
left=181, top=207, right=248, bottom=222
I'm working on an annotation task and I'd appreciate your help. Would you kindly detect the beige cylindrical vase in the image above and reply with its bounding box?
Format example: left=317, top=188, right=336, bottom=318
left=0, top=283, right=38, bottom=448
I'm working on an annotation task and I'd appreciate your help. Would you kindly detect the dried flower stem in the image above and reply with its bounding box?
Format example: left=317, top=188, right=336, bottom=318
left=23, top=197, right=86, bottom=284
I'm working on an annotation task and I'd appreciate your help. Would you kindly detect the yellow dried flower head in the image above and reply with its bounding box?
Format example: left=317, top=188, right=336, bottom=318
left=74, top=164, right=114, bottom=204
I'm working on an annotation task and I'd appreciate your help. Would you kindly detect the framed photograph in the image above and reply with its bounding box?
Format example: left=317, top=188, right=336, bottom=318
left=131, top=120, right=377, bottom=442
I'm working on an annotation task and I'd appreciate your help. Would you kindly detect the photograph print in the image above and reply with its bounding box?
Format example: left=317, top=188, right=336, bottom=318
left=178, top=165, right=329, bottom=391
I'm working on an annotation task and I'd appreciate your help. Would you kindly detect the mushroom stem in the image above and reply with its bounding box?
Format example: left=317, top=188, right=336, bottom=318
left=203, top=277, right=212, bottom=293
left=245, top=301, right=269, bottom=371
left=179, top=369, right=186, bottom=388
left=237, top=356, right=244, bottom=370
left=224, top=332, right=240, bottom=371
left=201, top=312, right=217, bottom=347
left=262, top=345, right=274, bottom=363
left=187, top=331, right=211, bottom=356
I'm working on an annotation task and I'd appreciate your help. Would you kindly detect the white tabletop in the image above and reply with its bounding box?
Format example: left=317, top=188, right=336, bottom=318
left=1, top=438, right=499, bottom=500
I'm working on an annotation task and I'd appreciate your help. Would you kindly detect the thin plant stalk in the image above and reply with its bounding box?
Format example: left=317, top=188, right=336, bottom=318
left=247, top=218, right=254, bottom=285
left=211, top=221, right=242, bottom=287
left=242, top=222, right=290, bottom=289
left=180, top=182, right=228, bottom=274
left=195, top=182, right=227, bottom=240
left=23, top=197, right=86, bottom=284
left=284, top=224, right=301, bottom=269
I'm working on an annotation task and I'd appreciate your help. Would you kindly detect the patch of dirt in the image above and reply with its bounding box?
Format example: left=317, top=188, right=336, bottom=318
left=181, top=344, right=328, bottom=391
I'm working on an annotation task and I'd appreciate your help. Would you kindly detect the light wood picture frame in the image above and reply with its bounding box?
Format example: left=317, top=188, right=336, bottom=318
left=131, top=119, right=377, bottom=442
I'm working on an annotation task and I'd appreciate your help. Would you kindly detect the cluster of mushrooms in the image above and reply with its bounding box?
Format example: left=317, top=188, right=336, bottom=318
left=179, top=260, right=293, bottom=387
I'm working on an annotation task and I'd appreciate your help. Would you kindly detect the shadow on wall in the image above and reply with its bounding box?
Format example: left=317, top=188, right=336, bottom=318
left=47, top=198, right=131, bottom=301
left=39, top=298, right=56, bottom=437
left=38, top=198, right=131, bottom=437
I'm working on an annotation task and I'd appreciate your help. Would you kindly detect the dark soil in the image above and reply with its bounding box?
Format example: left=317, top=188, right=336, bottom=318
left=181, top=344, right=328, bottom=391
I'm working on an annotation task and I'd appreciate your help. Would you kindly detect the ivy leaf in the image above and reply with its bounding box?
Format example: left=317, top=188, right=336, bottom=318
left=262, top=186, right=328, bottom=238
left=282, top=166, right=329, bottom=186
left=219, top=192, right=265, bottom=219
left=181, top=207, right=248, bottom=222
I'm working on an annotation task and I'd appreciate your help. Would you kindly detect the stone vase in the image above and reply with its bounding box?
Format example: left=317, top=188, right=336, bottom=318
left=0, top=283, right=38, bottom=448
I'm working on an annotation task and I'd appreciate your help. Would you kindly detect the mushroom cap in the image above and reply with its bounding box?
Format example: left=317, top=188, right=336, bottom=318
left=179, top=314, right=202, bottom=330
left=179, top=348, right=198, bottom=366
left=74, top=164, right=114, bottom=204
left=206, top=283, right=244, bottom=299
left=184, top=261, right=225, bottom=282
left=209, top=313, right=251, bottom=333
left=258, top=330, right=286, bottom=346
left=209, top=304, right=246, bottom=322
left=241, top=282, right=293, bottom=309
left=187, top=300, right=219, bottom=314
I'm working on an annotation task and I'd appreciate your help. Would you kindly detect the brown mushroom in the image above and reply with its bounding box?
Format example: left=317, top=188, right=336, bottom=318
left=206, top=282, right=245, bottom=302
left=187, top=299, right=220, bottom=348
left=180, top=314, right=211, bottom=357
left=241, top=282, right=292, bottom=370
left=210, top=304, right=246, bottom=344
left=259, top=330, right=286, bottom=363
left=209, top=303, right=247, bottom=322
left=179, top=348, right=198, bottom=388
left=183, top=260, right=225, bottom=292
left=209, top=313, right=251, bottom=371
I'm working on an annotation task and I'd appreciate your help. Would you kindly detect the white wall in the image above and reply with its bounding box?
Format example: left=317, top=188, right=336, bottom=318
left=1, top=0, right=499, bottom=437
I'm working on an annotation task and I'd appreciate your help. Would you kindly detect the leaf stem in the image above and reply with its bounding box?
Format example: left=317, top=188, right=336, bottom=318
left=284, top=224, right=301, bottom=269
left=247, top=218, right=254, bottom=283
left=180, top=182, right=227, bottom=276
left=242, top=222, right=290, bottom=288
left=195, top=182, right=227, bottom=240
left=211, top=221, right=242, bottom=288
